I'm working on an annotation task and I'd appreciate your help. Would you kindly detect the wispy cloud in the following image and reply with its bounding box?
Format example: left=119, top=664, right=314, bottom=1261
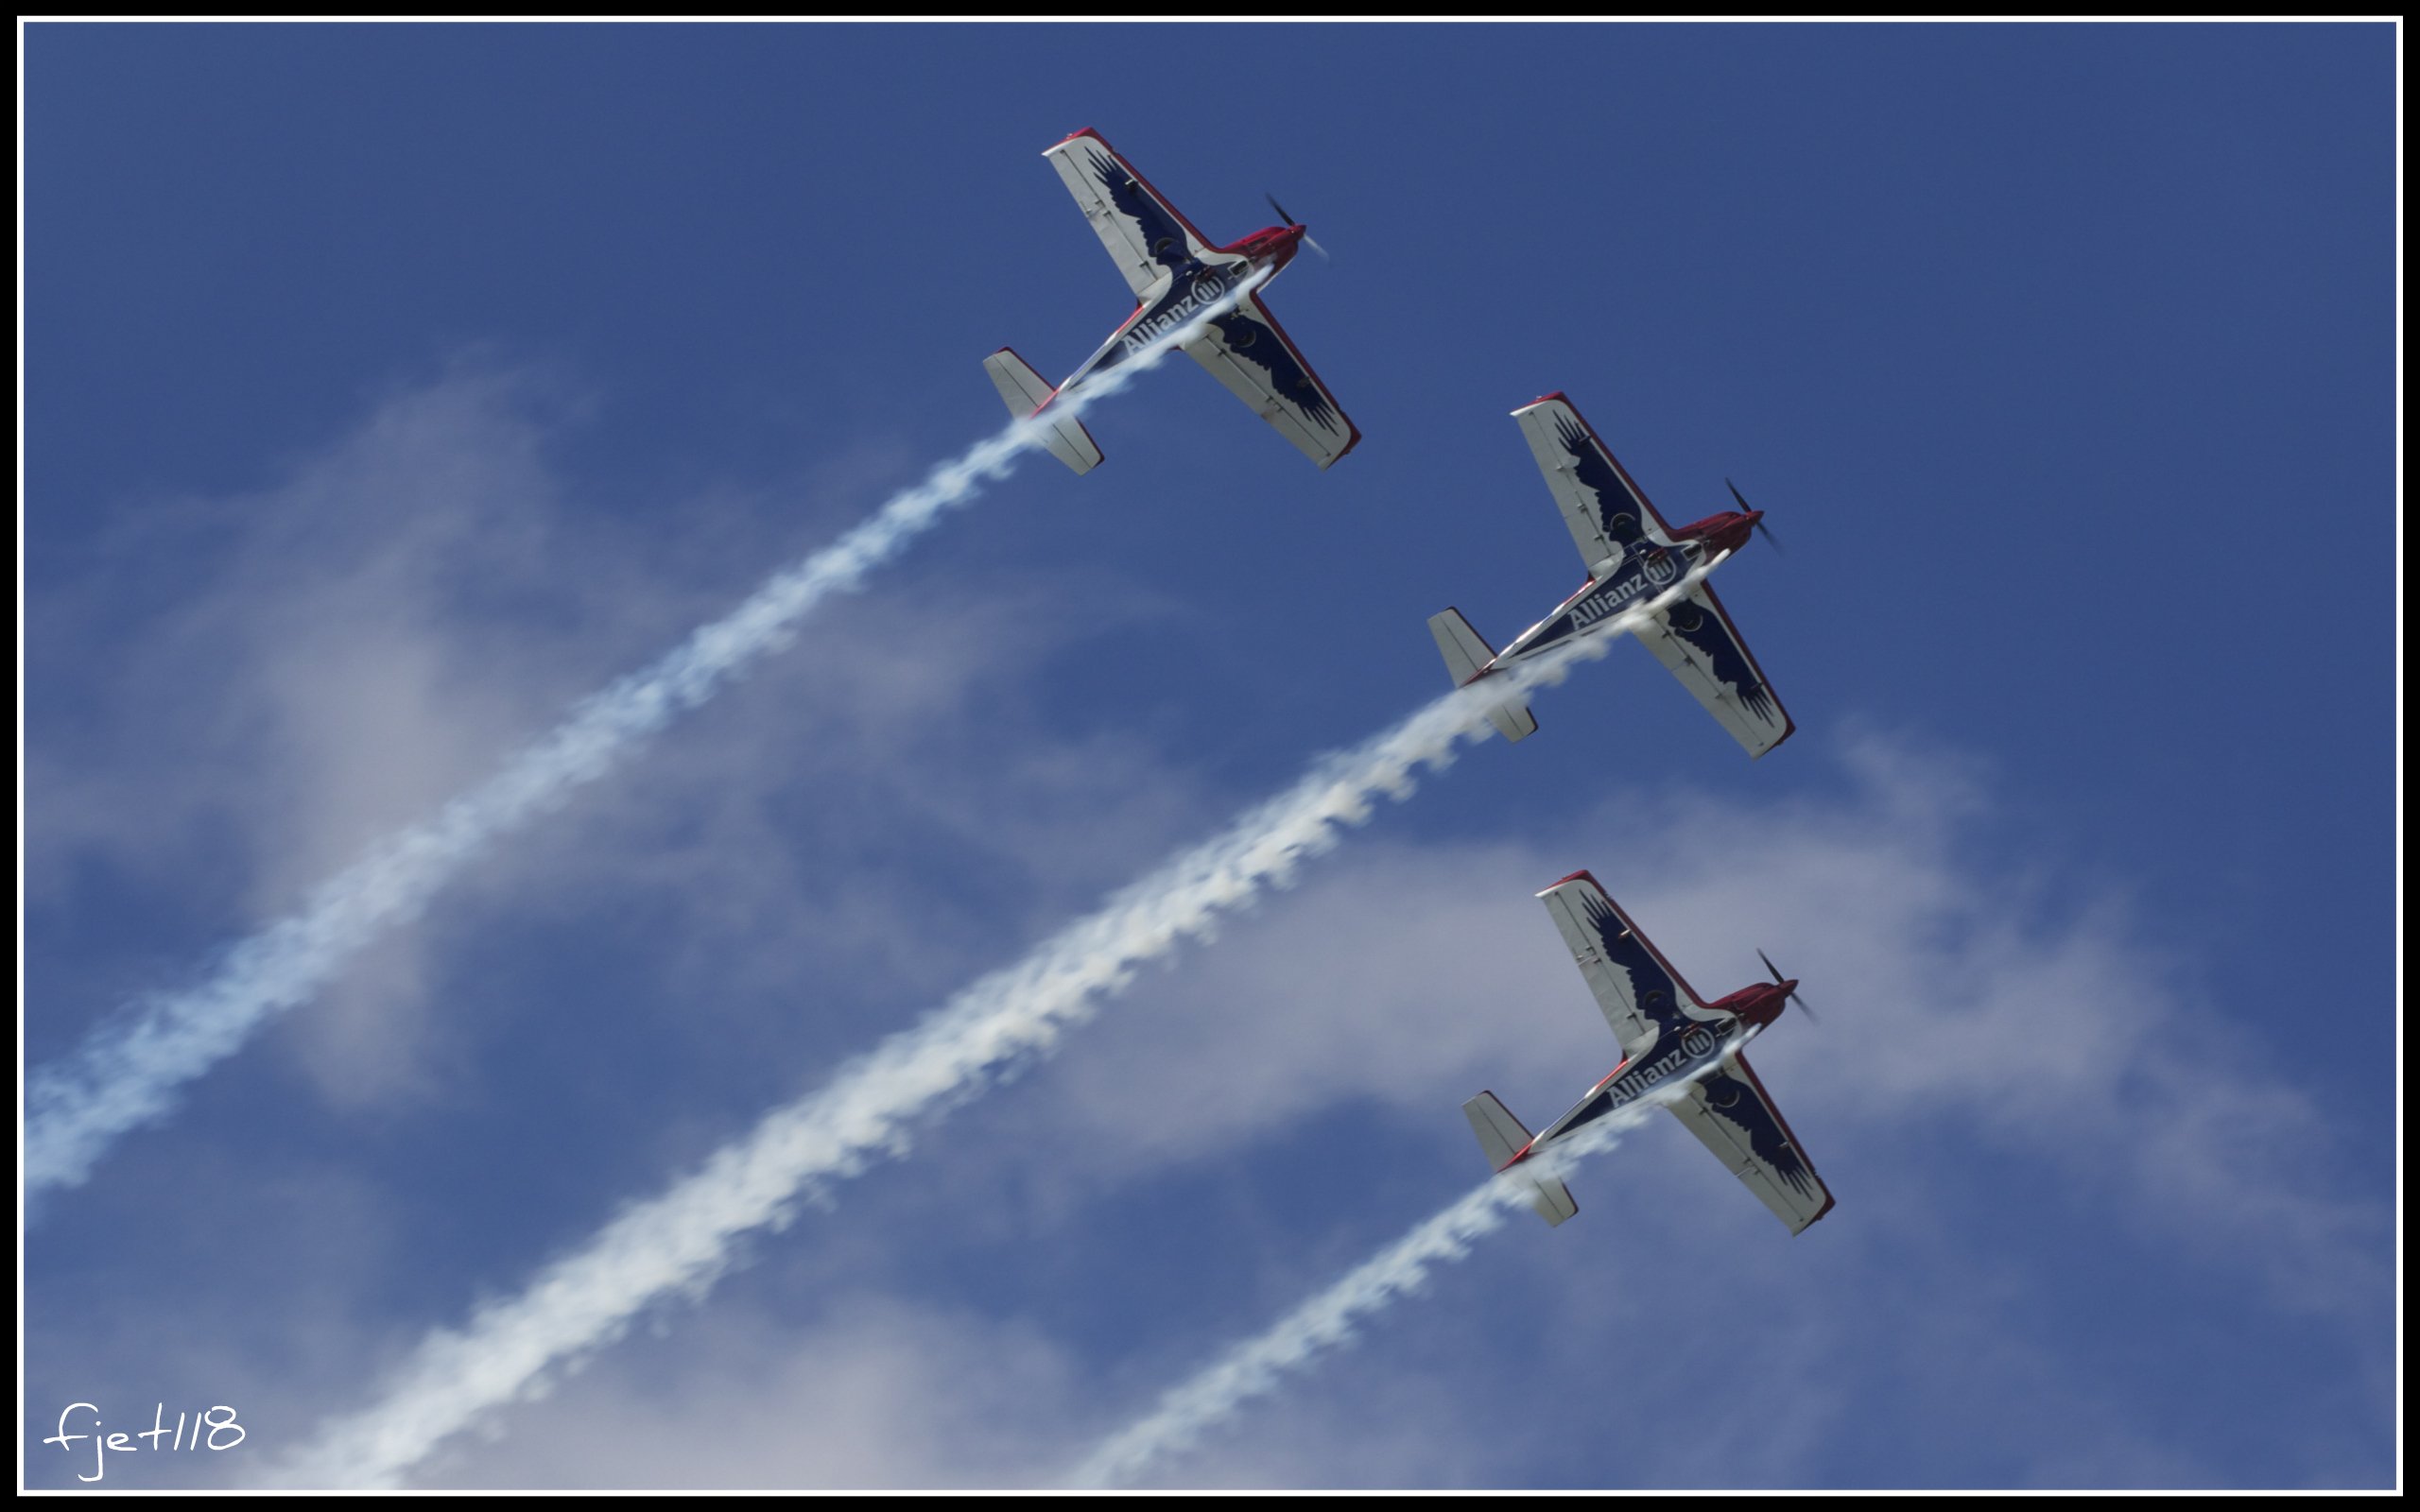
left=272, top=575, right=1718, bottom=1488
left=1068, top=1105, right=1661, bottom=1488
left=30, top=731, right=2385, bottom=1490
left=25, top=277, right=1270, bottom=1201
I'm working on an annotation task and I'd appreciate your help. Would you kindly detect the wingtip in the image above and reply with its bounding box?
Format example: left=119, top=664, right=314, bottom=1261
left=1323, top=421, right=1365, bottom=468
left=1751, top=718, right=1800, bottom=760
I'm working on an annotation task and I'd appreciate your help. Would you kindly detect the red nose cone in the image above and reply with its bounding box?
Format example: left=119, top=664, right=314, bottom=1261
left=1759, top=981, right=1798, bottom=1026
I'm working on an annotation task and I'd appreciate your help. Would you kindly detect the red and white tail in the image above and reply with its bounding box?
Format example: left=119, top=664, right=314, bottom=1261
left=1426, top=609, right=1538, bottom=743
left=983, top=347, right=1103, bottom=475
left=1462, top=1091, right=1577, bottom=1227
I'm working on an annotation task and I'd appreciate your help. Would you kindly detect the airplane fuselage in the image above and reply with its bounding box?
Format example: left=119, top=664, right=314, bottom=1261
left=1484, top=535, right=1716, bottom=673
left=1059, top=226, right=1304, bottom=395
left=1507, top=976, right=1791, bottom=1165
left=1518, top=1018, right=1739, bottom=1160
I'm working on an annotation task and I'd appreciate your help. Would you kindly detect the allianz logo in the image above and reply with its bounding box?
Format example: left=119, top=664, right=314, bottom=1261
left=1569, top=547, right=1685, bottom=632
left=1601, top=1025, right=1721, bottom=1108
left=1120, top=273, right=1231, bottom=353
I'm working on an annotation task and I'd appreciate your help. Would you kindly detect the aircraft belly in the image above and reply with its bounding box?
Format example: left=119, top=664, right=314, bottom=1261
left=1061, top=264, right=1241, bottom=396
left=1501, top=539, right=1706, bottom=665
left=1506, top=612, right=1583, bottom=659
left=1541, top=1029, right=1729, bottom=1143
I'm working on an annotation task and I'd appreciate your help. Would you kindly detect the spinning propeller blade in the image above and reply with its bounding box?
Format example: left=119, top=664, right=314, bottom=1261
left=1729, top=477, right=1782, bottom=555
left=1266, top=193, right=1330, bottom=259
left=1756, top=948, right=1816, bottom=1026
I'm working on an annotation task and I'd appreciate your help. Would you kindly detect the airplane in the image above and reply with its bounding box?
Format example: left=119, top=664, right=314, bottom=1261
left=1463, top=870, right=1833, bottom=1233
left=1426, top=393, right=1793, bottom=755
left=984, top=128, right=1360, bottom=475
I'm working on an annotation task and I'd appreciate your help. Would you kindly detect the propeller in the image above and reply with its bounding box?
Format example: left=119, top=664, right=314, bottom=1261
left=1265, top=192, right=1330, bottom=261
left=1756, top=948, right=1816, bottom=1025
left=1728, top=477, right=1781, bottom=555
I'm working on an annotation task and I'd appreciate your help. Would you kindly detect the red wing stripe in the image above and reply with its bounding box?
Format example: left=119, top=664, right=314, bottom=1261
left=1245, top=294, right=1362, bottom=460
left=1562, top=399, right=1676, bottom=535
left=1686, top=579, right=1794, bottom=743
left=1066, top=129, right=1220, bottom=254
left=1587, top=880, right=1711, bottom=1008
left=1728, top=1049, right=1829, bottom=1190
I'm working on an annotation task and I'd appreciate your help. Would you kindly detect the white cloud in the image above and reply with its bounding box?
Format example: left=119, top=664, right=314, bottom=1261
left=406, top=1297, right=1086, bottom=1489
left=245, top=721, right=2388, bottom=1488
left=26, top=277, right=1277, bottom=1197
left=27, top=365, right=2387, bottom=1490
left=966, top=730, right=2377, bottom=1324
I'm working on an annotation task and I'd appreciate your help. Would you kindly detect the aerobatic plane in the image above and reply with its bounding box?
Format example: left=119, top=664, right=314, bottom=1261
left=1427, top=394, right=1792, bottom=755
left=1463, top=871, right=1833, bottom=1233
left=983, top=128, right=1360, bottom=475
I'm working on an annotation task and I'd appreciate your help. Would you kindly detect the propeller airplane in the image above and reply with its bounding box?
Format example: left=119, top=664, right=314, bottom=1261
left=1428, top=394, right=1794, bottom=755
left=985, top=128, right=1360, bottom=474
left=1465, top=872, right=1833, bottom=1233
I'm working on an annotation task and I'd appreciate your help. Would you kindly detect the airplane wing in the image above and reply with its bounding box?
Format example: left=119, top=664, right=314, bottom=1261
left=1185, top=295, right=1361, bottom=470
left=1044, top=129, right=1219, bottom=301
left=1536, top=871, right=1714, bottom=1063
left=1668, top=1052, right=1834, bottom=1233
left=1512, top=393, right=1679, bottom=569
left=1634, top=581, right=1795, bottom=758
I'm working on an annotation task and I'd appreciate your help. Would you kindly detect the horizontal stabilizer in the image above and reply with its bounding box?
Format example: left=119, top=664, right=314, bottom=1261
left=1428, top=610, right=1537, bottom=744
left=1528, top=1176, right=1579, bottom=1227
left=1463, top=1091, right=1574, bottom=1228
left=983, top=347, right=1103, bottom=475
left=1486, top=700, right=1539, bottom=744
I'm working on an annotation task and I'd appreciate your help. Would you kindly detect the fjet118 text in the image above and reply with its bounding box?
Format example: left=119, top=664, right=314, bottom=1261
left=42, top=1403, right=246, bottom=1484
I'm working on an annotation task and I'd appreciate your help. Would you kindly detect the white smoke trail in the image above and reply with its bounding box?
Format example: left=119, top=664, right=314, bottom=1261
left=25, top=273, right=1270, bottom=1201
left=273, top=567, right=1723, bottom=1489
left=1067, top=1081, right=1712, bottom=1488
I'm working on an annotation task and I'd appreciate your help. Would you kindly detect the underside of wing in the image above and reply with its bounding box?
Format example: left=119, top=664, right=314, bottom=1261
left=1184, top=294, right=1360, bottom=469
left=1044, top=129, right=1219, bottom=301
left=1634, top=580, right=1794, bottom=758
left=1512, top=394, right=1679, bottom=570
left=1536, top=871, right=1715, bottom=1062
left=1667, top=1052, right=1834, bottom=1233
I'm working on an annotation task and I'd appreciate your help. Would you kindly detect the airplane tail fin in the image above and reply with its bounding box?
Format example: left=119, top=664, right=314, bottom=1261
left=1427, top=609, right=1538, bottom=744
left=984, top=347, right=1104, bottom=475
left=1462, top=1091, right=1577, bottom=1227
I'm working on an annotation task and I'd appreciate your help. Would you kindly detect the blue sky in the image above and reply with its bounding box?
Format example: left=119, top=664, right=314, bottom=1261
left=23, top=21, right=2395, bottom=1490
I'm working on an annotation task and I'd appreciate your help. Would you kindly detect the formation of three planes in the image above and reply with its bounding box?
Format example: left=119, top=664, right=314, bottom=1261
left=994, top=129, right=1832, bottom=1235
